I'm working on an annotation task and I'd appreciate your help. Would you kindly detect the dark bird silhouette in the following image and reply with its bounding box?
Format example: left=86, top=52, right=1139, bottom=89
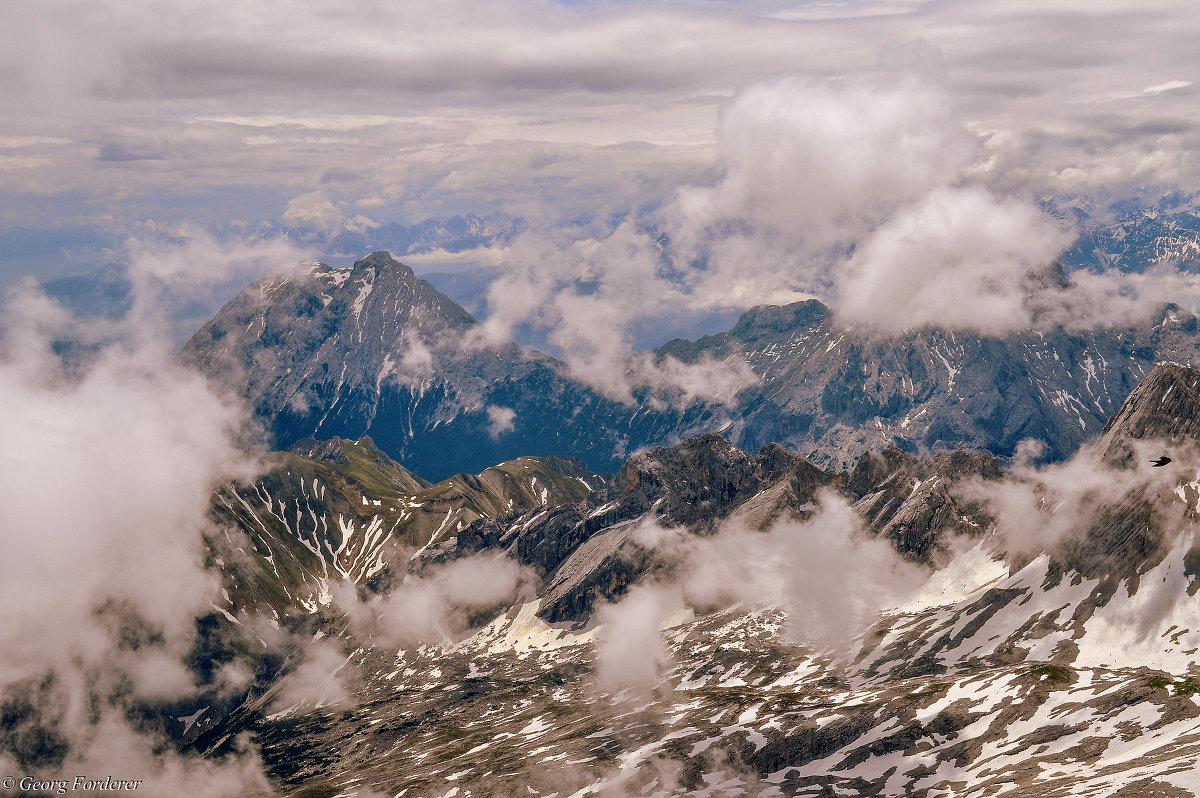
left=1151, top=456, right=1172, bottom=467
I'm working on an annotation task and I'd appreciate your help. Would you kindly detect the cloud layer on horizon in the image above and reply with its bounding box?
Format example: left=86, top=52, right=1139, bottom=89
left=0, top=0, right=1198, bottom=238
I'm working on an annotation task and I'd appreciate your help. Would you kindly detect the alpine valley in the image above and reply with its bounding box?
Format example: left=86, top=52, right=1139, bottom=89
left=17, top=243, right=1200, bottom=798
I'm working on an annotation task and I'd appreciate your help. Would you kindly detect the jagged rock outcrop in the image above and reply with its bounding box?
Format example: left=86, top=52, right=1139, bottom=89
left=1056, top=363, right=1200, bottom=579
left=1095, top=363, right=1200, bottom=467
left=442, top=434, right=1004, bottom=623
left=196, top=364, right=1200, bottom=798
left=445, top=434, right=836, bottom=622
left=844, top=447, right=1001, bottom=562
left=670, top=299, right=1200, bottom=470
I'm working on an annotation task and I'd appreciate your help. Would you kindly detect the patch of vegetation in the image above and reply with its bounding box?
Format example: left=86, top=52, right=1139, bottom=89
left=433, top=723, right=470, bottom=743
left=1147, top=675, right=1200, bottom=695
left=292, top=782, right=340, bottom=798
left=336, top=437, right=428, bottom=494
left=1027, top=664, right=1073, bottom=683
left=689, top=685, right=762, bottom=703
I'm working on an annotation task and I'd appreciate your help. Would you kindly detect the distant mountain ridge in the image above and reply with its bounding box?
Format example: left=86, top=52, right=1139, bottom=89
left=271, top=211, right=521, bottom=260
left=207, top=435, right=602, bottom=620
left=663, top=296, right=1200, bottom=468
left=1059, top=194, right=1200, bottom=273
left=183, top=250, right=1200, bottom=479
left=180, top=251, right=727, bottom=480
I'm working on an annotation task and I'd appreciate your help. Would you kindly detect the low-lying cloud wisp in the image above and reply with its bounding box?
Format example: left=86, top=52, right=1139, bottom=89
left=0, top=233, right=308, bottom=794
left=332, top=554, right=531, bottom=652
left=591, top=490, right=930, bottom=690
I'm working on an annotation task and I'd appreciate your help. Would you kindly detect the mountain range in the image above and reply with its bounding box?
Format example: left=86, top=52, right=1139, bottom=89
left=163, top=240, right=1200, bottom=796
left=169, top=359, right=1200, bottom=798
left=22, top=216, right=1200, bottom=797
left=1057, top=190, right=1200, bottom=273
left=183, top=250, right=1200, bottom=479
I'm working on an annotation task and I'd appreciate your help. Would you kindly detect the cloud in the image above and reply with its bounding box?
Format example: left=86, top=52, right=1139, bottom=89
left=123, top=226, right=311, bottom=305
left=486, top=405, right=516, bottom=438
left=965, top=444, right=1122, bottom=558
left=629, top=352, right=759, bottom=408
left=464, top=69, right=1096, bottom=356
left=671, top=74, right=976, bottom=252
left=1143, top=80, right=1192, bottom=96
left=282, top=191, right=345, bottom=232
left=468, top=220, right=761, bottom=405
left=115, top=227, right=315, bottom=347
left=594, top=491, right=930, bottom=678
left=282, top=190, right=377, bottom=235
left=678, top=493, right=929, bottom=648
left=334, top=554, right=530, bottom=651
left=1031, top=264, right=1200, bottom=331
left=0, top=287, right=250, bottom=676
left=96, top=141, right=166, bottom=162
left=659, top=70, right=1200, bottom=338
left=0, top=231, right=310, bottom=789
left=4, top=0, right=1200, bottom=238
left=834, top=185, right=1073, bottom=334
left=593, top=585, right=675, bottom=691
left=0, top=308, right=261, bottom=782
left=963, top=435, right=1195, bottom=559
left=397, top=331, right=435, bottom=381
left=269, top=637, right=356, bottom=713
left=6, top=717, right=272, bottom=798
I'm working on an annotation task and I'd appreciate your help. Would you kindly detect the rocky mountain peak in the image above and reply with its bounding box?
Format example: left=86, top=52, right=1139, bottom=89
left=844, top=445, right=1000, bottom=561
left=614, top=433, right=763, bottom=528
left=286, top=435, right=420, bottom=484
left=184, top=245, right=1200, bottom=482
left=727, top=299, right=830, bottom=343
left=353, top=249, right=409, bottom=271
left=617, top=433, right=754, bottom=489
left=755, top=440, right=817, bottom=482
left=1096, top=362, right=1200, bottom=466
left=288, top=435, right=353, bottom=464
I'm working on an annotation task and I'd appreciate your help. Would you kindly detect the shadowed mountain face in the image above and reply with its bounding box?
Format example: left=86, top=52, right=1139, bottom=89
left=183, top=251, right=1200, bottom=483
left=1096, top=363, right=1200, bottom=465
left=179, top=251, right=726, bottom=481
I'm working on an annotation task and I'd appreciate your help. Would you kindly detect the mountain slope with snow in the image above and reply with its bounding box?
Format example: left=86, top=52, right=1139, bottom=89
left=188, top=363, right=1200, bottom=798
left=665, top=298, right=1200, bottom=469
left=206, top=436, right=603, bottom=621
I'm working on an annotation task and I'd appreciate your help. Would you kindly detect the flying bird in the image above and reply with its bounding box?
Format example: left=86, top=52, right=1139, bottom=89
left=1151, top=456, right=1172, bottom=467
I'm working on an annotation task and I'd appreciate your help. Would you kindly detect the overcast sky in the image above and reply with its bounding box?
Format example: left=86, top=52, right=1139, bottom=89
left=1, top=0, right=1197, bottom=252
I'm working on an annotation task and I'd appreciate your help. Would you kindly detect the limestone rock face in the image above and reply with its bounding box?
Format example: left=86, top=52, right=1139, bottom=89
left=1095, top=362, right=1200, bottom=466
left=181, top=251, right=675, bottom=480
